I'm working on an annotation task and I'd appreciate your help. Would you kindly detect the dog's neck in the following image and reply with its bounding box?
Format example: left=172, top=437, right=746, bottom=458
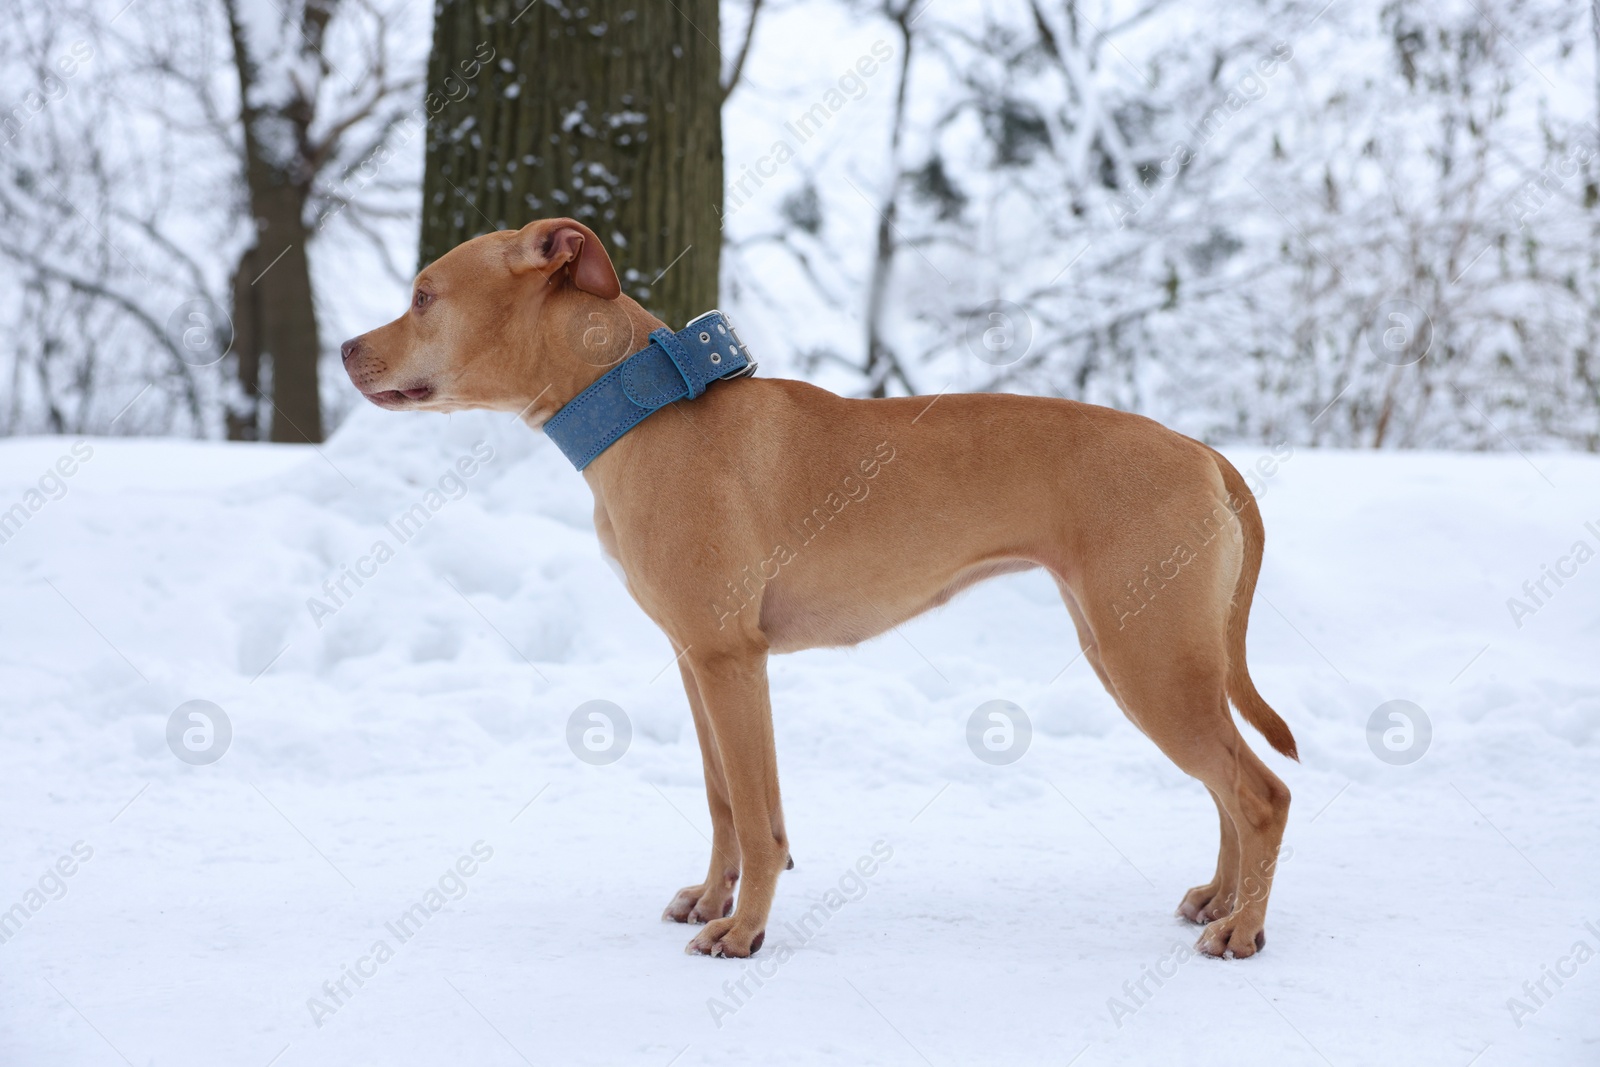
left=514, top=289, right=666, bottom=430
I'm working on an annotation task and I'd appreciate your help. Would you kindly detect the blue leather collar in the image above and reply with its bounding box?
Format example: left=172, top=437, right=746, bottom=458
left=543, top=310, right=757, bottom=470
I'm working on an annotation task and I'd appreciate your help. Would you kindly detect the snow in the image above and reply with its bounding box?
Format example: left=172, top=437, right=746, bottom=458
left=2, top=411, right=1597, bottom=1066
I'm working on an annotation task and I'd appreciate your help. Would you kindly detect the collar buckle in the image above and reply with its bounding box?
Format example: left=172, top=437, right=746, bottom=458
left=544, top=308, right=758, bottom=470
left=686, top=309, right=759, bottom=379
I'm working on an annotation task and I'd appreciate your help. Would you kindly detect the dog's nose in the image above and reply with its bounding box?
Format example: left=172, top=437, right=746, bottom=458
left=340, top=338, right=362, bottom=363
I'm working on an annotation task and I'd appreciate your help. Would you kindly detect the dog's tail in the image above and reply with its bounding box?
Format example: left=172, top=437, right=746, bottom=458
left=1207, top=448, right=1299, bottom=761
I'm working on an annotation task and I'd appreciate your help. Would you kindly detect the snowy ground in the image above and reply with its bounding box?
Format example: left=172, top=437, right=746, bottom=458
left=1, top=408, right=1597, bottom=1066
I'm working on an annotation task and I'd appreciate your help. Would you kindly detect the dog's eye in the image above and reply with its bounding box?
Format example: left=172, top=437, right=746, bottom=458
left=413, top=290, right=432, bottom=309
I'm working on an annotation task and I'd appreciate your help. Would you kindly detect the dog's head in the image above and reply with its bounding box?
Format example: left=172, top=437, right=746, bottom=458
left=341, top=217, right=641, bottom=419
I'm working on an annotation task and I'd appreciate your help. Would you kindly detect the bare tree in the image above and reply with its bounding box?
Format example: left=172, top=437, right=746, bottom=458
left=724, top=0, right=1598, bottom=449
left=221, top=0, right=423, bottom=442
left=0, top=0, right=426, bottom=440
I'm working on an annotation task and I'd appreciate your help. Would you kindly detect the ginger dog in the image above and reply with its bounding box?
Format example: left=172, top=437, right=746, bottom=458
left=341, top=217, right=1297, bottom=960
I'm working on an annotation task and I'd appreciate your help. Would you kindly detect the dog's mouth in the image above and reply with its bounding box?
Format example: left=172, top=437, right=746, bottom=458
left=363, top=385, right=434, bottom=407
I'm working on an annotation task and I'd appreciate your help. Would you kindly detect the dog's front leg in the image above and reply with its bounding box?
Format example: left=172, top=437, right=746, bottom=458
left=662, top=658, right=742, bottom=924
left=680, top=649, right=787, bottom=958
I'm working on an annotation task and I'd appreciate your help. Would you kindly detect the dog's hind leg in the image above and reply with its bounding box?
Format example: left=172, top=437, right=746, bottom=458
left=1055, top=579, right=1115, bottom=703
left=1176, top=790, right=1241, bottom=925
left=1105, top=646, right=1289, bottom=957
left=1187, top=737, right=1288, bottom=957
left=662, top=655, right=742, bottom=925
left=1057, top=574, right=1257, bottom=938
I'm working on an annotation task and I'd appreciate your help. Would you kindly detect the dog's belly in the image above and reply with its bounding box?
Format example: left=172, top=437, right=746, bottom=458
left=758, top=557, right=1041, bottom=653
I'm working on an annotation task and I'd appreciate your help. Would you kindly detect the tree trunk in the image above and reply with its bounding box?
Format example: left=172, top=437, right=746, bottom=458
left=226, top=244, right=261, bottom=441
left=419, top=0, right=723, bottom=331
left=224, top=0, right=326, bottom=444
left=226, top=190, right=321, bottom=443
left=239, top=185, right=322, bottom=443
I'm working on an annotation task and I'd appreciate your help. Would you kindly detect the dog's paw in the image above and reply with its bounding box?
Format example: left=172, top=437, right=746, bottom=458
left=1177, top=881, right=1235, bottom=925
left=662, top=883, right=735, bottom=924
left=685, top=917, right=765, bottom=958
left=1195, top=912, right=1267, bottom=959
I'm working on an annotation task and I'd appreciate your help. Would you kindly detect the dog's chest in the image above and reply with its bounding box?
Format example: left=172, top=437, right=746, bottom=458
left=592, top=504, right=625, bottom=569
left=594, top=524, right=639, bottom=611
left=594, top=514, right=619, bottom=560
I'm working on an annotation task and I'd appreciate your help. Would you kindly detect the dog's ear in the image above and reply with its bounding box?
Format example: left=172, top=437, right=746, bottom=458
left=508, top=217, right=621, bottom=300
